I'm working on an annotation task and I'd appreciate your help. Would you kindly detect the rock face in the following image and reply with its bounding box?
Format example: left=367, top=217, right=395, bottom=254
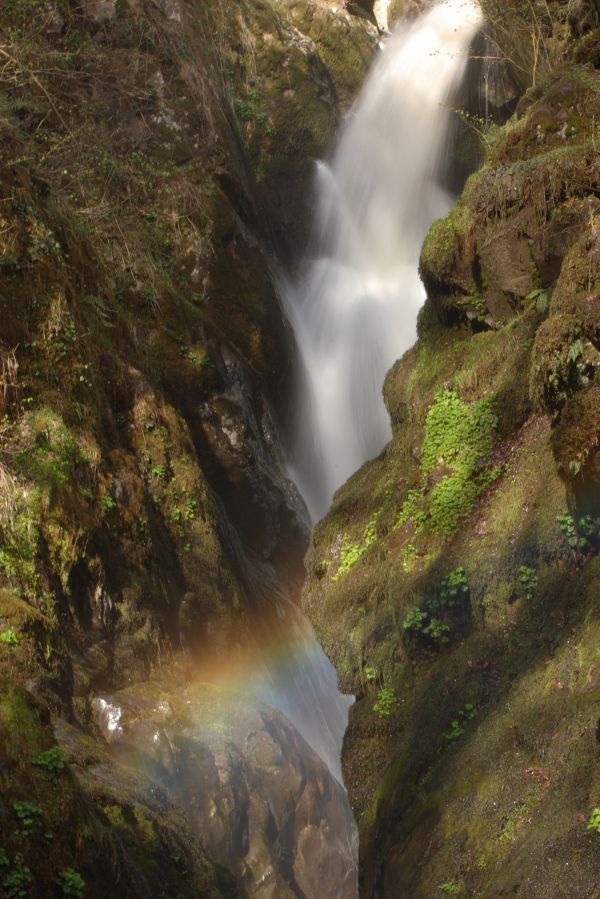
left=301, top=7, right=600, bottom=899
left=0, top=0, right=374, bottom=700
left=0, top=0, right=373, bottom=893
left=90, top=681, right=358, bottom=899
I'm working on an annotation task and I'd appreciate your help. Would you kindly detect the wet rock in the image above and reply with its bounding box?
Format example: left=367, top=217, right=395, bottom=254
left=91, top=681, right=358, bottom=899
left=199, top=348, right=310, bottom=588
left=387, top=0, right=425, bottom=27
left=54, top=716, right=228, bottom=898
left=477, top=228, right=536, bottom=302
left=345, top=2, right=379, bottom=30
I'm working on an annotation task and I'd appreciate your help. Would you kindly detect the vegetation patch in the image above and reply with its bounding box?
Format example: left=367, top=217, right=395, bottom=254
left=1, top=849, right=33, bottom=899
left=393, top=390, right=498, bottom=538
left=373, top=687, right=398, bottom=720
left=402, top=567, right=471, bottom=652
left=587, top=807, right=600, bottom=834
left=556, top=509, right=599, bottom=558
left=443, top=704, right=476, bottom=743
left=55, top=867, right=86, bottom=897
left=31, top=746, right=66, bottom=777
left=517, top=565, right=538, bottom=600
left=0, top=629, right=20, bottom=647
left=333, top=512, right=379, bottom=580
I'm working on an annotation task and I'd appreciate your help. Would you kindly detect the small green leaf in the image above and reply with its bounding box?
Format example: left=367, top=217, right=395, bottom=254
left=0, top=630, right=19, bottom=648
left=567, top=339, right=584, bottom=364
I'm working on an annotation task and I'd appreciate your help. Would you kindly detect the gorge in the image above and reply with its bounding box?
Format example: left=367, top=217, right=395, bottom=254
left=284, top=0, right=482, bottom=518
left=1, top=1, right=600, bottom=898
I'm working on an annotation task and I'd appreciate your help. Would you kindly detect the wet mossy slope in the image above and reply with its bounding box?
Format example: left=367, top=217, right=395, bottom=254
left=0, top=0, right=374, bottom=894
left=302, top=8, right=600, bottom=898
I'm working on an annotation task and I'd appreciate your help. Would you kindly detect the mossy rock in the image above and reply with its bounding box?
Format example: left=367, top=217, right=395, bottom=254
left=552, top=380, right=600, bottom=503
left=419, top=203, right=478, bottom=296
left=529, top=311, right=597, bottom=411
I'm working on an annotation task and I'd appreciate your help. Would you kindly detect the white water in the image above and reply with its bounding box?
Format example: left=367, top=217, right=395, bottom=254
left=284, top=0, right=483, bottom=520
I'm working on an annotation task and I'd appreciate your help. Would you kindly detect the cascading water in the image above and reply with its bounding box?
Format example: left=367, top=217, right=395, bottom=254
left=193, top=4, right=485, bottom=894
left=284, top=0, right=483, bottom=520
left=93, top=6, right=485, bottom=897
left=210, top=517, right=354, bottom=785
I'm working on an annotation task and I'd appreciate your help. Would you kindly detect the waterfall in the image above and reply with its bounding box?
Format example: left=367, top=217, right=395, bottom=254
left=283, top=0, right=483, bottom=520
left=212, top=518, right=354, bottom=785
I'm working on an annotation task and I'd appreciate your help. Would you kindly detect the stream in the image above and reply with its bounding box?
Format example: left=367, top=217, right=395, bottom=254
left=91, top=3, right=484, bottom=896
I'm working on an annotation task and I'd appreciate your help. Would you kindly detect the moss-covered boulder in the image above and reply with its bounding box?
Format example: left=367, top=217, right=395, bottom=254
left=420, top=65, right=600, bottom=334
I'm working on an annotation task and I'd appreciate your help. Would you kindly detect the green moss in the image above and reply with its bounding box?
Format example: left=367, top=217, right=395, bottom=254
left=420, top=387, right=486, bottom=473
left=0, top=629, right=19, bottom=647
left=0, top=685, right=48, bottom=758
left=529, top=312, right=590, bottom=411
left=333, top=511, right=380, bottom=580
left=361, top=752, right=411, bottom=830
left=420, top=204, right=474, bottom=288
left=419, top=389, right=498, bottom=534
